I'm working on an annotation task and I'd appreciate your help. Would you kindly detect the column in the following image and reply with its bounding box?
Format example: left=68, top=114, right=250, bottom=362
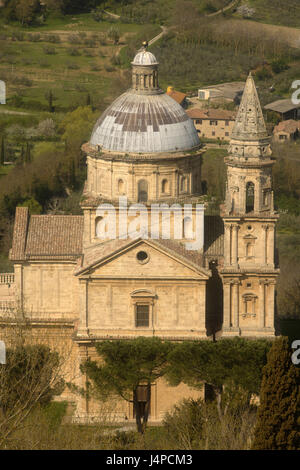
left=262, top=224, right=268, bottom=265
left=232, top=224, right=239, bottom=267
left=78, top=279, right=89, bottom=335
left=267, top=226, right=275, bottom=267
left=259, top=279, right=266, bottom=329
left=266, top=281, right=275, bottom=329
left=223, top=280, right=231, bottom=329
left=232, top=280, right=239, bottom=328
left=224, top=224, right=231, bottom=266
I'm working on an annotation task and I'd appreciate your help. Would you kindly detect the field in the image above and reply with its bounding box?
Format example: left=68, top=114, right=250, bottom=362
left=238, top=0, right=300, bottom=28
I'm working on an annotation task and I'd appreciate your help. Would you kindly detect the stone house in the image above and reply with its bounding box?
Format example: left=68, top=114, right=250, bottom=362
left=187, top=108, right=237, bottom=141
left=273, top=119, right=300, bottom=142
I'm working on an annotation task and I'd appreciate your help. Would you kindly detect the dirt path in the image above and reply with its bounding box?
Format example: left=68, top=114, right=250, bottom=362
left=206, top=0, right=239, bottom=17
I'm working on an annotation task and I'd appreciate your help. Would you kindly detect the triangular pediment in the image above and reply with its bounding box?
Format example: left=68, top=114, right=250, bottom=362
left=75, top=238, right=210, bottom=280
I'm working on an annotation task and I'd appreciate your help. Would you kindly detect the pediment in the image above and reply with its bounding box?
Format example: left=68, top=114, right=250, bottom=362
left=75, top=238, right=210, bottom=280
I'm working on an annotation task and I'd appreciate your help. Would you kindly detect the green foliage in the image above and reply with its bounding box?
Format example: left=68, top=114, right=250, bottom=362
left=20, top=197, right=42, bottom=214
left=163, top=398, right=205, bottom=449
left=167, top=337, right=272, bottom=396
left=42, top=401, right=68, bottom=430
left=252, top=336, right=300, bottom=450
left=0, top=344, right=64, bottom=416
left=59, top=106, right=96, bottom=150
left=82, top=337, right=173, bottom=433
left=82, top=337, right=173, bottom=402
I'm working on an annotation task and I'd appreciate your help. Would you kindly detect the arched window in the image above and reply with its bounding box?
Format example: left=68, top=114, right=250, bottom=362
left=180, top=176, right=187, bottom=193
left=138, top=179, right=148, bottom=203
left=161, top=179, right=169, bottom=194
left=118, top=179, right=125, bottom=194
left=246, top=182, right=255, bottom=213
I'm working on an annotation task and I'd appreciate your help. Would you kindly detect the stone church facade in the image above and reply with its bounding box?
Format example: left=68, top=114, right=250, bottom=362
left=0, top=46, right=279, bottom=422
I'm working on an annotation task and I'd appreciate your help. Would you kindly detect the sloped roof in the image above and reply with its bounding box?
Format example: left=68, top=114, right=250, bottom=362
left=273, top=119, right=300, bottom=134
left=166, top=89, right=187, bottom=105
left=10, top=209, right=223, bottom=266
left=187, top=108, right=236, bottom=121
left=264, top=99, right=300, bottom=114
left=75, top=237, right=208, bottom=276
left=10, top=207, right=84, bottom=261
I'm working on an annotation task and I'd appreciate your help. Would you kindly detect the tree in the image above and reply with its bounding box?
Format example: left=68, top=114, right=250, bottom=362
left=81, top=337, right=173, bottom=434
left=167, top=337, right=272, bottom=417
left=0, top=343, right=64, bottom=446
left=45, top=90, right=57, bottom=113
left=107, top=27, right=120, bottom=45
left=252, top=336, right=300, bottom=450
left=25, top=142, right=32, bottom=164
left=14, top=0, right=42, bottom=26
left=0, top=137, right=5, bottom=165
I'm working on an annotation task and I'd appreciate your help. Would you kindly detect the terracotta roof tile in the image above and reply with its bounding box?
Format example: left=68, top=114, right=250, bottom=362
left=10, top=209, right=84, bottom=261
left=10, top=207, right=29, bottom=261
left=75, top=237, right=209, bottom=276
left=187, top=108, right=236, bottom=121
left=273, top=119, right=300, bottom=134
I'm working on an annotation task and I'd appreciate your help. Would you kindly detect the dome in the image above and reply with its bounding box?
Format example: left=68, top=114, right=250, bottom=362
left=132, top=50, right=158, bottom=66
left=90, top=90, right=200, bottom=154
left=89, top=44, right=200, bottom=154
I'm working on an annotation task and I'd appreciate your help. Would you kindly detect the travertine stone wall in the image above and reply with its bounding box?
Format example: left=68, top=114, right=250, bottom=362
left=85, top=154, right=202, bottom=203
left=14, top=262, right=79, bottom=319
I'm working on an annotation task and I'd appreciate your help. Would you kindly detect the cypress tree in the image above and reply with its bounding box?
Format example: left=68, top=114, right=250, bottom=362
left=252, top=336, right=300, bottom=450
left=25, top=142, right=32, bottom=164
left=0, top=136, right=5, bottom=165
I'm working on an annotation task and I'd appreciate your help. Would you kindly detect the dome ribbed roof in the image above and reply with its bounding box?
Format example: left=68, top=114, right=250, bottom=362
left=132, top=50, right=158, bottom=66
left=90, top=90, right=200, bottom=154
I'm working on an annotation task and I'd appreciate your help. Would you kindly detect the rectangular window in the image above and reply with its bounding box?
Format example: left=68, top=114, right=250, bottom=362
left=210, top=120, right=218, bottom=126
left=212, top=131, right=215, bottom=136
left=195, top=119, right=202, bottom=124
left=225, top=132, right=229, bottom=136
left=136, top=304, right=149, bottom=327
left=225, top=121, right=229, bottom=126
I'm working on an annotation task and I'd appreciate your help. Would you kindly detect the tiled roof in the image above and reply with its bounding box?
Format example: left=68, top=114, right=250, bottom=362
left=187, top=108, right=236, bottom=121
left=273, top=119, right=300, bottom=134
left=10, top=207, right=84, bottom=261
left=75, top=237, right=209, bottom=276
left=166, top=89, right=187, bottom=105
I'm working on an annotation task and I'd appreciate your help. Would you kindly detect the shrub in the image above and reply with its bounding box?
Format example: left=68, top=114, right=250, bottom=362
left=28, top=33, right=41, bottom=42
left=66, top=63, right=80, bottom=70
left=43, top=46, right=56, bottom=55
left=68, top=47, right=81, bottom=56
left=46, top=34, right=61, bottom=44
left=68, top=34, right=81, bottom=45
left=163, top=399, right=205, bottom=450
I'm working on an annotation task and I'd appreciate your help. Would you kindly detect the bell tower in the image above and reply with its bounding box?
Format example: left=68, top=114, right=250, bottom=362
left=221, top=73, right=279, bottom=337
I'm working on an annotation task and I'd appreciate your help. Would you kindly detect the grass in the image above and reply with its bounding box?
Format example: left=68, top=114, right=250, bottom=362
left=236, top=0, right=300, bottom=28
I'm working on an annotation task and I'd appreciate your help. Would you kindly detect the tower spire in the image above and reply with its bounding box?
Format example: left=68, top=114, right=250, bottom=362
left=229, top=73, right=271, bottom=160
left=231, top=72, right=267, bottom=141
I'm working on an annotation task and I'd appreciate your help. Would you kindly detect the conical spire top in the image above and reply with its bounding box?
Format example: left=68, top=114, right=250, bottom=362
left=231, top=72, right=268, bottom=141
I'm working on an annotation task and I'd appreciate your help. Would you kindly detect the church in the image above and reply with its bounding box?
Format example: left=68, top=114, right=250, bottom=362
left=2, top=44, right=279, bottom=422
